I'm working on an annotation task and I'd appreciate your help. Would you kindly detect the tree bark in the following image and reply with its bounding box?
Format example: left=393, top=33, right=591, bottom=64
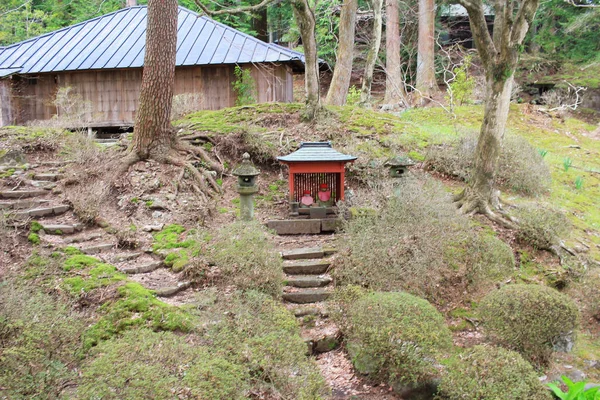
left=291, top=0, right=321, bottom=120
left=453, top=0, right=540, bottom=221
left=384, top=0, right=404, bottom=104
left=130, top=0, right=178, bottom=161
left=416, top=0, right=436, bottom=100
left=252, top=7, right=269, bottom=42
left=360, top=0, right=383, bottom=106
left=325, top=0, right=358, bottom=106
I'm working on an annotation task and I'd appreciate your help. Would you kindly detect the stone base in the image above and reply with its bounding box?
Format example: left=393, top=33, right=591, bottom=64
left=267, top=218, right=342, bottom=235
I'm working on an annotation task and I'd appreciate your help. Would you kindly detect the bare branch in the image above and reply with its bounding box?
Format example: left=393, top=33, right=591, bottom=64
left=511, top=0, right=540, bottom=45
left=564, top=0, right=600, bottom=7
left=194, top=0, right=279, bottom=16
left=453, top=0, right=496, bottom=69
left=0, top=0, right=32, bottom=17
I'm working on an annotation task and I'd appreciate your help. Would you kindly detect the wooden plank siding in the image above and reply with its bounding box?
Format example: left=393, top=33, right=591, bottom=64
left=3, top=64, right=293, bottom=127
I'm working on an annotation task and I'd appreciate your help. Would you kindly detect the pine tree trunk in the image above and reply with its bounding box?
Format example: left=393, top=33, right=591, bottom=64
left=325, top=0, right=358, bottom=105
left=416, top=0, right=436, bottom=99
left=384, top=0, right=404, bottom=104
left=131, top=0, right=178, bottom=161
left=360, top=0, right=383, bottom=106
left=252, top=8, right=269, bottom=42
left=291, top=0, right=321, bottom=120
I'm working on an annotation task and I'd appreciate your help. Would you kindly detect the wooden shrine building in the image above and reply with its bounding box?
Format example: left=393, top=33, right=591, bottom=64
left=277, top=142, right=357, bottom=205
left=0, top=6, right=307, bottom=127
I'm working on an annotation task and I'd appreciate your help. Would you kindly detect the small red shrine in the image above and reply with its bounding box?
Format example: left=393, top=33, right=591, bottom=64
left=277, top=142, right=357, bottom=204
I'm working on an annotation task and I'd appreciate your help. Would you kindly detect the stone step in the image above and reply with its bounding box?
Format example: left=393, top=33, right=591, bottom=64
left=33, top=173, right=62, bottom=181
left=282, top=247, right=325, bottom=260
left=15, top=205, right=69, bottom=219
left=0, top=190, right=47, bottom=199
left=0, top=199, right=50, bottom=210
left=282, top=288, right=331, bottom=304
left=29, top=180, right=57, bottom=190
left=41, top=223, right=84, bottom=235
left=283, top=259, right=330, bottom=275
left=112, top=252, right=143, bottom=263
left=303, top=325, right=341, bottom=354
left=155, top=282, right=191, bottom=297
left=80, top=243, right=114, bottom=254
left=285, top=275, right=332, bottom=288
left=63, top=232, right=104, bottom=244
left=288, top=304, right=329, bottom=318
left=122, top=261, right=162, bottom=275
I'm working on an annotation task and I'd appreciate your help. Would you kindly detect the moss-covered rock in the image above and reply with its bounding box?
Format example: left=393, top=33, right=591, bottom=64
left=340, top=291, right=452, bottom=387
left=438, top=345, right=552, bottom=400
left=479, top=284, right=580, bottom=365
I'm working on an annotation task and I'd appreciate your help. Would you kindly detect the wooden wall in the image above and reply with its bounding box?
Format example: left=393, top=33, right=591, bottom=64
left=2, top=64, right=294, bottom=127
left=0, top=80, right=13, bottom=126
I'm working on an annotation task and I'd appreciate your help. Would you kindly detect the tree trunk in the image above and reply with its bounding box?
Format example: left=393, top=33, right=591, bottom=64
left=466, top=74, right=513, bottom=206
left=360, top=0, right=383, bottom=106
left=416, top=0, right=436, bottom=100
left=252, top=7, right=269, bottom=42
left=126, top=0, right=137, bottom=7
left=384, top=0, right=404, bottom=104
left=325, top=0, right=358, bottom=105
left=130, top=0, right=178, bottom=161
left=291, top=0, right=321, bottom=120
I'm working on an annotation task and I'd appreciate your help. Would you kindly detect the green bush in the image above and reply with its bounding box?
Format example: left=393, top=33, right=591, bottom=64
left=479, top=284, right=580, bottom=365
left=0, top=284, right=86, bottom=398
left=78, top=329, right=249, bottom=399
left=338, top=291, right=452, bottom=386
left=439, top=345, right=552, bottom=400
left=513, top=204, right=571, bottom=249
left=191, top=290, right=328, bottom=399
left=210, top=221, right=283, bottom=297
left=426, top=132, right=551, bottom=196
left=334, top=175, right=514, bottom=303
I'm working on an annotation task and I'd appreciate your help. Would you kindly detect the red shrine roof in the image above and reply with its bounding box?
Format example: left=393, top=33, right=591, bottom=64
left=277, top=142, right=357, bottom=163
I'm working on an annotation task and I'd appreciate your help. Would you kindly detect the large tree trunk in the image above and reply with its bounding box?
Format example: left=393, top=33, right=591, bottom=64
left=416, top=0, right=436, bottom=100
left=130, top=0, right=178, bottom=161
left=384, top=0, right=404, bottom=104
left=325, top=0, right=358, bottom=106
left=252, top=7, right=269, bottom=42
left=291, top=0, right=321, bottom=120
left=360, top=0, right=383, bottom=106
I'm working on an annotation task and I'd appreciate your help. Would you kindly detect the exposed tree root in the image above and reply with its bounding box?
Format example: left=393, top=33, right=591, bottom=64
left=454, top=187, right=518, bottom=230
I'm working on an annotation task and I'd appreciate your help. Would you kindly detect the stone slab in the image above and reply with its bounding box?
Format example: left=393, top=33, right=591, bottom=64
left=122, top=261, right=162, bottom=274
left=41, top=224, right=79, bottom=234
left=267, top=219, right=321, bottom=235
left=283, top=260, right=330, bottom=275
left=155, top=282, right=191, bottom=297
left=321, top=218, right=342, bottom=232
left=81, top=243, right=114, bottom=254
left=33, top=173, right=61, bottom=181
left=0, top=199, right=49, bottom=210
left=282, top=289, right=331, bottom=304
left=285, top=275, right=332, bottom=288
left=0, top=190, right=47, bottom=199
left=282, top=247, right=324, bottom=260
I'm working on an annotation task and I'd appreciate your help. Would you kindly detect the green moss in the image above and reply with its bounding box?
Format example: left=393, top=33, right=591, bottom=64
left=152, top=224, right=196, bottom=251
left=27, top=233, right=40, bottom=245
left=83, top=282, right=193, bottom=349
left=30, top=221, right=43, bottom=233
left=0, top=168, right=15, bottom=178
left=163, top=250, right=190, bottom=272
left=63, top=246, right=83, bottom=255
left=63, top=255, right=101, bottom=271
left=145, top=200, right=153, bottom=207
left=63, top=264, right=126, bottom=295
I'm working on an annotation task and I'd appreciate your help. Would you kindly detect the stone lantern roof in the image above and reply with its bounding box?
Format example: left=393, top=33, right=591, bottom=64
left=232, top=153, right=260, bottom=177
left=384, top=155, right=416, bottom=168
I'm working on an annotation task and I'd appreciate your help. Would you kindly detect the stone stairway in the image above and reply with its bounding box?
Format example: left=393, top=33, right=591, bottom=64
left=0, top=161, right=193, bottom=305
left=280, top=245, right=340, bottom=354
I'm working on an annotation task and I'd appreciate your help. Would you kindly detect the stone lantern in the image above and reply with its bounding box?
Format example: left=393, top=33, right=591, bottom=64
left=232, top=152, right=260, bottom=221
left=384, top=155, right=416, bottom=178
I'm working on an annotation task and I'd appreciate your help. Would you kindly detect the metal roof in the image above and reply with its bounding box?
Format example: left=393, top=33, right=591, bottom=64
left=0, top=6, right=306, bottom=76
left=278, top=142, right=357, bottom=163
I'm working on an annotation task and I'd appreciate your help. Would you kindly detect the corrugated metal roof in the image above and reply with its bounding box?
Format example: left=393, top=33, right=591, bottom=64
left=0, top=6, right=306, bottom=75
left=278, top=142, right=357, bottom=163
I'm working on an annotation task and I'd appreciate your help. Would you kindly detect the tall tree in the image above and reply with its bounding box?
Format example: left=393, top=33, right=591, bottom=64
left=291, top=0, right=322, bottom=119
left=453, top=0, right=540, bottom=226
left=130, top=0, right=178, bottom=161
left=360, top=0, right=384, bottom=106
left=384, top=0, right=405, bottom=104
left=416, top=0, right=436, bottom=100
left=325, top=0, right=358, bottom=106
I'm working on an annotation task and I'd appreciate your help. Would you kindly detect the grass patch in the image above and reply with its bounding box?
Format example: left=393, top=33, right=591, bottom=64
left=63, top=264, right=126, bottom=295
left=62, top=254, right=101, bottom=271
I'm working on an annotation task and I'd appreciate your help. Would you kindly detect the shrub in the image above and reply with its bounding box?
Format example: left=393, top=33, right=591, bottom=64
left=338, top=291, right=452, bottom=386
left=334, top=174, right=514, bottom=303
left=191, top=290, right=328, bottom=399
left=513, top=204, right=572, bottom=249
left=78, top=329, right=248, bottom=399
left=479, top=284, right=580, bottom=365
left=0, top=284, right=86, bottom=398
left=439, top=345, right=552, bottom=400
left=426, top=132, right=551, bottom=196
left=232, top=65, right=256, bottom=106
left=210, top=221, right=282, bottom=297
